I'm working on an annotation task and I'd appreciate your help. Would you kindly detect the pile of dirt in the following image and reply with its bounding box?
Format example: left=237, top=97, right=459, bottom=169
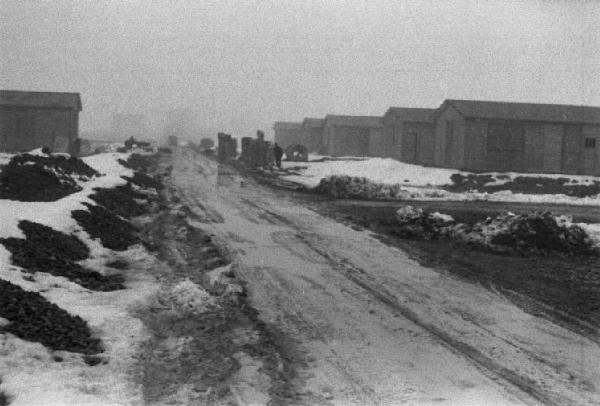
left=0, top=220, right=124, bottom=291
left=392, top=207, right=597, bottom=255
left=314, top=175, right=406, bottom=199
left=0, top=153, right=100, bottom=201
left=447, top=173, right=600, bottom=197
left=72, top=203, right=140, bottom=251
left=394, top=206, right=456, bottom=240
left=89, top=184, right=148, bottom=219
left=117, top=153, right=155, bottom=173
left=0, top=279, right=103, bottom=354
left=457, top=212, right=596, bottom=255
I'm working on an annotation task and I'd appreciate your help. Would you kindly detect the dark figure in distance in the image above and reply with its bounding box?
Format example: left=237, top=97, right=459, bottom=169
left=273, top=143, right=283, bottom=168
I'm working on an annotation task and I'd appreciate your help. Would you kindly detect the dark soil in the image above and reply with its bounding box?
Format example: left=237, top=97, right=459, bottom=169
left=118, top=154, right=155, bottom=173
left=0, top=388, right=8, bottom=406
left=0, top=221, right=124, bottom=291
left=0, top=279, right=103, bottom=354
left=447, top=173, right=600, bottom=197
left=122, top=172, right=164, bottom=191
left=72, top=203, right=140, bottom=251
left=89, top=185, right=148, bottom=219
left=0, top=154, right=99, bottom=202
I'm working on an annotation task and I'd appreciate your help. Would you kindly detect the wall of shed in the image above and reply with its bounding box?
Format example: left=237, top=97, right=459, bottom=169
left=463, top=119, right=487, bottom=171
left=274, top=128, right=302, bottom=148
left=401, top=122, right=435, bottom=165
left=582, top=125, right=600, bottom=175
left=368, top=128, right=385, bottom=157
left=328, top=126, right=372, bottom=156
left=303, top=126, right=324, bottom=153
left=382, top=117, right=403, bottom=161
left=434, top=105, right=465, bottom=168
left=0, top=107, right=77, bottom=152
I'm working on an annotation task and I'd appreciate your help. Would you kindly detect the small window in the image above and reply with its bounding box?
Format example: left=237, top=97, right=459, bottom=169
left=584, top=138, right=596, bottom=148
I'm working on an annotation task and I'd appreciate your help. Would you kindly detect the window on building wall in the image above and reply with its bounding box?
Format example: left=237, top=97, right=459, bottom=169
left=392, top=125, right=398, bottom=145
left=585, top=137, right=596, bottom=148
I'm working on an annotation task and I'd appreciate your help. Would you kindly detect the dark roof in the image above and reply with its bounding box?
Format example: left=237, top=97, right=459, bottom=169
left=302, top=117, right=324, bottom=128
left=383, top=107, right=436, bottom=122
left=324, top=115, right=382, bottom=128
left=0, top=90, right=82, bottom=111
left=273, top=121, right=302, bottom=130
left=436, top=99, right=600, bottom=124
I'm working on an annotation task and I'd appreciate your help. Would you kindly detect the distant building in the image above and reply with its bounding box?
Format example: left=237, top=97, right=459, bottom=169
left=433, top=99, right=600, bottom=175
left=322, top=115, right=382, bottom=157
left=112, top=113, right=147, bottom=140
left=0, top=90, right=81, bottom=153
left=273, top=122, right=303, bottom=148
left=380, top=107, right=436, bottom=165
left=301, top=118, right=325, bottom=153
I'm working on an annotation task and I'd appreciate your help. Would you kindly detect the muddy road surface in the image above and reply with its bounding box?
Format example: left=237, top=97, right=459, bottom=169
left=155, top=149, right=600, bottom=405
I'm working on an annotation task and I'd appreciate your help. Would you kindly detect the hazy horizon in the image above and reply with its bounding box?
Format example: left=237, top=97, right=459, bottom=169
left=1, top=0, right=599, bottom=141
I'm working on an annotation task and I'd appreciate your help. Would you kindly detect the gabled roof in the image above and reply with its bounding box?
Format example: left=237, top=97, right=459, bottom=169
left=301, top=117, right=324, bottom=128
left=273, top=121, right=302, bottom=130
left=324, top=115, right=382, bottom=128
left=383, top=107, right=436, bottom=122
left=0, top=90, right=82, bottom=111
left=435, top=99, right=600, bottom=124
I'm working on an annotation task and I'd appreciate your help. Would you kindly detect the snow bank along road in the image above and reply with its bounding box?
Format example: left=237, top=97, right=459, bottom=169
left=170, top=149, right=600, bottom=405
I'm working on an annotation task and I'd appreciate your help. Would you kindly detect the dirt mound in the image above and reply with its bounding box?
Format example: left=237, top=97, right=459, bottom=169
left=117, top=153, right=155, bottom=173
left=447, top=173, right=600, bottom=197
left=72, top=203, right=140, bottom=251
left=394, top=206, right=456, bottom=240
left=89, top=185, right=148, bottom=219
left=0, top=279, right=103, bottom=354
left=0, top=221, right=124, bottom=291
left=460, top=212, right=596, bottom=255
left=314, top=175, right=406, bottom=199
left=0, top=153, right=100, bottom=201
left=392, top=207, right=597, bottom=255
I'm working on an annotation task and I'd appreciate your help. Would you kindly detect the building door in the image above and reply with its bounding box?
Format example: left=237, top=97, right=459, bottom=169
left=444, top=121, right=454, bottom=167
left=562, top=124, right=582, bottom=174
left=487, top=122, right=524, bottom=172
left=402, top=131, right=417, bottom=163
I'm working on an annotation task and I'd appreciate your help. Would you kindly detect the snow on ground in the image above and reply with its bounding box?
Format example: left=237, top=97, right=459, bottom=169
left=282, top=156, right=600, bottom=206
left=0, top=152, right=160, bottom=405
left=284, top=157, right=459, bottom=187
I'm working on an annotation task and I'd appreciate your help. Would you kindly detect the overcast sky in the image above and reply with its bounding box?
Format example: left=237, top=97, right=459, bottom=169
left=1, top=0, right=599, bottom=140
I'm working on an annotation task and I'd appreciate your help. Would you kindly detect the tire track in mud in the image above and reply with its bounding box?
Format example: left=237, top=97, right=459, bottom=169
left=287, top=232, right=582, bottom=406
left=136, top=160, right=326, bottom=406
left=232, top=194, right=575, bottom=406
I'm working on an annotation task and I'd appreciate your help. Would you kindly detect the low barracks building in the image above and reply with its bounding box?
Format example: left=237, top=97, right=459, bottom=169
left=301, top=118, right=325, bottom=154
left=0, top=90, right=82, bottom=154
left=432, top=100, right=600, bottom=175
left=322, top=115, right=382, bottom=157
left=381, top=107, right=436, bottom=166
left=273, top=121, right=303, bottom=149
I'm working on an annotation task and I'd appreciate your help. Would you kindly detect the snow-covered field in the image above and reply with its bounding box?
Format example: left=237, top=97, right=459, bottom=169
left=282, top=157, right=600, bottom=206
left=0, top=152, right=159, bottom=405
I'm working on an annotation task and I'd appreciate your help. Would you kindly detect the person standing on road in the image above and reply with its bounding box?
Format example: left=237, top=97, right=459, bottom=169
left=273, top=143, right=283, bottom=169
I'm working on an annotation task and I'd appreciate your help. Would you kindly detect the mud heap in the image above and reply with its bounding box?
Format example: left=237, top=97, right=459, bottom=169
left=315, top=175, right=406, bottom=200
left=0, top=153, right=99, bottom=201
left=393, top=206, right=597, bottom=255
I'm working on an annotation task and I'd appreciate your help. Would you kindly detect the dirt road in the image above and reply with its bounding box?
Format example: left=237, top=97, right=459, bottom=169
left=163, top=149, right=600, bottom=405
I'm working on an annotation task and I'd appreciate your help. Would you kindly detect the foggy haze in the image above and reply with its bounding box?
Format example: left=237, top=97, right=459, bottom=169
left=1, top=0, right=599, bottom=141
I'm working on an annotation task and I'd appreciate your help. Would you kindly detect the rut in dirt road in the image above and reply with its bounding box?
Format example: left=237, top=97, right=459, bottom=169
left=161, top=148, right=600, bottom=406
